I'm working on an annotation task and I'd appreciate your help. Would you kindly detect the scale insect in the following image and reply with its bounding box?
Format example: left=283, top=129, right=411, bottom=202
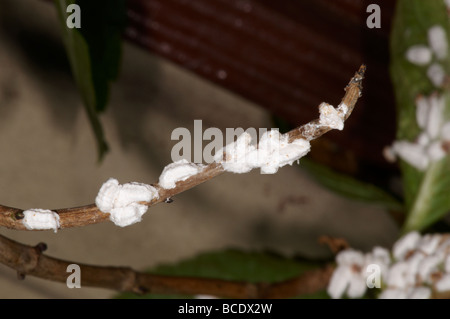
left=22, top=209, right=60, bottom=232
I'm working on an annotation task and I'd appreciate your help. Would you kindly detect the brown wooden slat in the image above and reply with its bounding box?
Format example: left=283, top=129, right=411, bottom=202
left=123, top=0, right=398, bottom=185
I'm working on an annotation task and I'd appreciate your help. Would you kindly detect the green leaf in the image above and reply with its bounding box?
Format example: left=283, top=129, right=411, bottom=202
left=300, top=159, right=403, bottom=211
left=115, top=249, right=327, bottom=299
left=54, top=0, right=125, bottom=160
left=270, top=115, right=403, bottom=211
left=390, top=0, right=450, bottom=231
left=403, top=156, right=450, bottom=232
left=75, top=0, right=126, bottom=112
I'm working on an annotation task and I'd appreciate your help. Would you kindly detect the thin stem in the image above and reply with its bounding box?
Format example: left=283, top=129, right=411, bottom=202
left=402, top=159, right=444, bottom=233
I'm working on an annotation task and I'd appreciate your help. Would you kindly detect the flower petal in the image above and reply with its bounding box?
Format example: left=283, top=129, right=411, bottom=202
left=436, top=274, right=450, bottom=292
left=393, top=231, right=421, bottom=260
left=336, top=249, right=365, bottom=266
left=427, top=63, right=446, bottom=88
left=347, top=275, right=367, bottom=298
left=428, top=25, right=448, bottom=60
left=327, top=266, right=351, bottom=299
left=415, top=95, right=429, bottom=130
left=379, top=288, right=407, bottom=299
left=408, top=287, right=431, bottom=299
left=426, top=94, right=444, bottom=139
left=406, top=45, right=432, bottom=66
left=427, top=141, right=446, bottom=162
left=441, top=122, right=450, bottom=141
left=392, top=141, right=428, bottom=171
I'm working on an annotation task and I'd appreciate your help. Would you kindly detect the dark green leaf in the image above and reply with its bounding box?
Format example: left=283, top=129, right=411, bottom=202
left=54, top=0, right=125, bottom=160
left=271, top=115, right=403, bottom=211
left=390, top=0, right=450, bottom=231
left=75, top=0, right=126, bottom=112
left=300, top=159, right=403, bottom=211
left=403, top=156, right=450, bottom=232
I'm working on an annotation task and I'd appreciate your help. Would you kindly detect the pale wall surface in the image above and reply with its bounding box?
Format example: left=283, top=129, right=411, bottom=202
left=0, top=0, right=398, bottom=298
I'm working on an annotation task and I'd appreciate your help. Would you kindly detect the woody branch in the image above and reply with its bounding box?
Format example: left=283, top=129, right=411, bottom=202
left=0, top=65, right=366, bottom=231
left=0, top=65, right=365, bottom=297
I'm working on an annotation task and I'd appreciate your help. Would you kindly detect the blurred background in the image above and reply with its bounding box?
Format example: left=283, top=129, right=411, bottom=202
left=0, top=0, right=399, bottom=298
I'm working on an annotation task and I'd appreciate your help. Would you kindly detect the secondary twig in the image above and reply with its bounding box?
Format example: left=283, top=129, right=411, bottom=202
left=0, top=65, right=365, bottom=231
left=0, top=233, right=334, bottom=298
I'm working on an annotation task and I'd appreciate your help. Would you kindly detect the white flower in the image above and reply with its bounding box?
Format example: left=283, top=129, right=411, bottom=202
left=428, top=25, right=448, bottom=60
left=329, top=231, right=450, bottom=299
left=379, top=288, right=408, bottom=299
left=445, top=255, right=450, bottom=273
left=405, top=24, right=448, bottom=87
left=327, top=265, right=367, bottom=299
left=417, top=255, right=444, bottom=284
left=445, top=0, right=450, bottom=10
left=327, top=249, right=367, bottom=299
left=388, top=94, right=449, bottom=171
left=393, top=231, right=421, bottom=261
left=406, top=45, right=432, bottom=65
left=436, top=238, right=450, bottom=257
left=436, top=273, right=450, bottom=292
left=364, top=247, right=391, bottom=281
left=391, top=141, right=429, bottom=171
left=423, top=94, right=444, bottom=139
left=386, top=261, right=411, bottom=289
left=327, top=266, right=351, bottom=299
left=336, top=249, right=365, bottom=265
left=427, top=63, right=446, bottom=87
left=407, top=287, right=432, bottom=299
left=417, top=234, right=442, bottom=255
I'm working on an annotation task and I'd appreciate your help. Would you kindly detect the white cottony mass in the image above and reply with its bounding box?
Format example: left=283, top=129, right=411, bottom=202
left=158, top=159, right=205, bottom=189
left=95, top=178, right=159, bottom=227
left=22, top=209, right=60, bottom=232
left=214, top=130, right=311, bottom=174
left=97, top=97, right=349, bottom=227
left=319, top=102, right=344, bottom=130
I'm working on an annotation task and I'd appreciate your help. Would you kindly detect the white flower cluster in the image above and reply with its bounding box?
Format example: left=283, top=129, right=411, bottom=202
left=405, top=24, right=448, bottom=87
left=386, top=94, right=450, bottom=171
left=327, top=232, right=450, bottom=299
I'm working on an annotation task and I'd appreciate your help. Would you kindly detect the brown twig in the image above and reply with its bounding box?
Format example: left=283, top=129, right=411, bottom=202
left=318, top=235, right=350, bottom=255
left=0, top=65, right=365, bottom=231
left=0, top=233, right=334, bottom=298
